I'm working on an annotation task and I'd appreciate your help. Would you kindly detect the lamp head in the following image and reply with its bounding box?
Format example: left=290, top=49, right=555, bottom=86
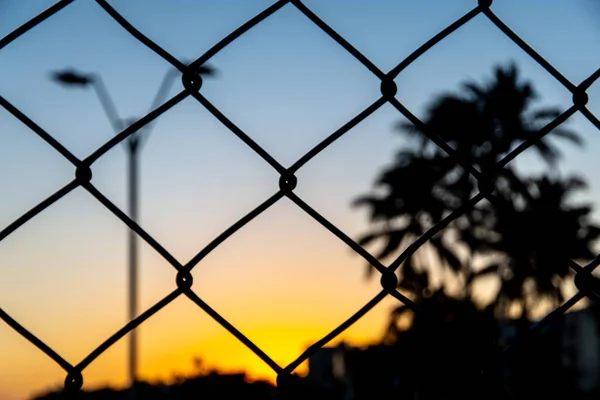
left=51, top=69, right=94, bottom=87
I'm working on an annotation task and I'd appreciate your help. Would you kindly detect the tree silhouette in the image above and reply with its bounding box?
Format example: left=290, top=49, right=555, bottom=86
left=468, top=175, right=600, bottom=317
left=354, top=63, right=600, bottom=318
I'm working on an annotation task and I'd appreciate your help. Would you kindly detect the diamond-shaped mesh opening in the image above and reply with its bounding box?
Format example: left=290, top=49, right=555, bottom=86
left=189, top=199, right=383, bottom=374
left=295, top=103, right=477, bottom=273
left=92, top=97, right=278, bottom=263
left=197, top=4, right=381, bottom=166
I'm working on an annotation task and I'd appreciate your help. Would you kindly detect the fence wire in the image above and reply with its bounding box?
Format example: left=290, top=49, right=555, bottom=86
left=1, top=0, right=600, bottom=397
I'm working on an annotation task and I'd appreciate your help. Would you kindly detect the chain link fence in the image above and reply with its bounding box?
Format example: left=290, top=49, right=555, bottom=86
left=1, top=0, right=600, bottom=397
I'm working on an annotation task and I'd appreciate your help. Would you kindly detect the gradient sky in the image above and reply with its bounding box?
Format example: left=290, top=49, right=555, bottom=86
left=2, top=1, right=600, bottom=399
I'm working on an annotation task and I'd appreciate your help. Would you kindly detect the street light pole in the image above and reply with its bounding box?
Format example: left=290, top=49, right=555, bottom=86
left=51, top=64, right=215, bottom=390
left=127, top=134, right=139, bottom=388
left=51, top=69, right=175, bottom=388
left=86, top=80, right=143, bottom=375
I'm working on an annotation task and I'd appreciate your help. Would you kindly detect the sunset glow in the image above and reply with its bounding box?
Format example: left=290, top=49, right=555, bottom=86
left=3, top=1, right=600, bottom=399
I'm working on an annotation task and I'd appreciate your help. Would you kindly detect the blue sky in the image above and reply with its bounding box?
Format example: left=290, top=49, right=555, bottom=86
left=2, top=1, right=600, bottom=399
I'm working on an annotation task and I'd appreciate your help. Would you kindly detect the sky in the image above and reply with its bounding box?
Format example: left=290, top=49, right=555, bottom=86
left=1, top=0, right=600, bottom=399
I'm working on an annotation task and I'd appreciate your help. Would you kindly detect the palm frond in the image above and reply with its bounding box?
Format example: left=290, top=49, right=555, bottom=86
left=550, top=127, right=584, bottom=146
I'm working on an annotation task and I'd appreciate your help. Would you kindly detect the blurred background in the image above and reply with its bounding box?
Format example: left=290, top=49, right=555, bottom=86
left=2, top=1, right=600, bottom=399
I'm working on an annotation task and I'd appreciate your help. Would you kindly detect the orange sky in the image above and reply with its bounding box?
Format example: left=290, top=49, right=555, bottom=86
left=1, top=284, right=400, bottom=399
left=0, top=195, right=588, bottom=400
left=0, top=197, right=404, bottom=399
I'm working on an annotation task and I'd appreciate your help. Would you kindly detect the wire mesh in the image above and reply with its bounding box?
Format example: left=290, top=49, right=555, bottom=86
left=1, top=0, right=600, bottom=397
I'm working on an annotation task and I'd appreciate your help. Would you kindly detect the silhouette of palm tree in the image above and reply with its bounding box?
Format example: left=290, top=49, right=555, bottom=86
left=468, top=175, right=600, bottom=317
left=400, top=63, right=581, bottom=165
left=354, top=63, right=598, bottom=317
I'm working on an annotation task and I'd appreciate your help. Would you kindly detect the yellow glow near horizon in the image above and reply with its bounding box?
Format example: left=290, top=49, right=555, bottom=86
left=0, top=275, right=397, bottom=400
left=138, top=317, right=392, bottom=386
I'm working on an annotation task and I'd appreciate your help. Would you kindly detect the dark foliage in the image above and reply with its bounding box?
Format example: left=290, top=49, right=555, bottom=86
left=354, top=63, right=600, bottom=317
